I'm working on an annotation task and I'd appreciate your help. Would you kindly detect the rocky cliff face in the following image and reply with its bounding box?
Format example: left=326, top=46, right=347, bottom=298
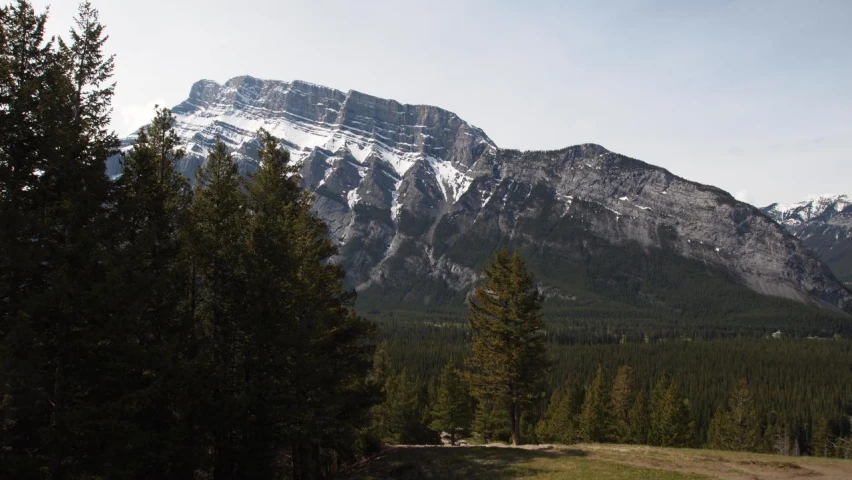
left=762, top=195, right=852, bottom=284
left=109, top=76, right=852, bottom=313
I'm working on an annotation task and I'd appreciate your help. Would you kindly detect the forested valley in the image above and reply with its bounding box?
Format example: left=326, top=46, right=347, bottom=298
left=1, top=2, right=851, bottom=480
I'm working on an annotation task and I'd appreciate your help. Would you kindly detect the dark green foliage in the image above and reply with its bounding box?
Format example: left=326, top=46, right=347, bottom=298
left=184, top=131, right=378, bottom=478
left=98, top=106, right=193, bottom=477
left=578, top=366, right=611, bottom=442
left=429, top=361, right=473, bottom=445
left=370, top=369, right=438, bottom=445
left=535, top=380, right=584, bottom=444
left=649, top=375, right=694, bottom=447
left=465, top=249, right=550, bottom=445
left=185, top=138, right=252, bottom=477
left=471, top=399, right=511, bottom=444
left=707, top=379, right=761, bottom=452
left=367, top=344, right=435, bottom=446
left=0, top=2, right=118, bottom=477
left=0, top=5, right=377, bottom=477
left=811, top=418, right=834, bottom=458
left=609, top=366, right=636, bottom=443
left=628, top=392, right=650, bottom=444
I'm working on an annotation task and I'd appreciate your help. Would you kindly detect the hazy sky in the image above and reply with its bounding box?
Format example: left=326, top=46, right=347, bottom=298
left=32, top=0, right=851, bottom=206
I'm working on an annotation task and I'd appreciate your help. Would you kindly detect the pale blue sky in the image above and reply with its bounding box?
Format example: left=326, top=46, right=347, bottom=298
left=34, top=0, right=852, bottom=206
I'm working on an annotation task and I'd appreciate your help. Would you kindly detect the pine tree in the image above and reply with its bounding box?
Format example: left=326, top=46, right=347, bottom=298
left=535, top=380, right=584, bottom=444
left=369, top=341, right=393, bottom=387
left=578, top=366, right=611, bottom=442
left=812, top=418, right=834, bottom=457
left=0, top=2, right=118, bottom=477
left=609, top=365, right=635, bottom=443
left=97, top=106, right=194, bottom=477
left=370, top=370, right=434, bottom=445
left=649, top=375, right=693, bottom=447
left=0, top=3, right=57, bottom=475
left=472, top=399, right=511, bottom=444
left=627, top=391, right=650, bottom=444
left=429, top=361, right=473, bottom=445
left=465, top=249, right=549, bottom=445
left=707, top=379, right=761, bottom=452
left=187, top=138, right=250, bottom=479
left=246, top=130, right=377, bottom=478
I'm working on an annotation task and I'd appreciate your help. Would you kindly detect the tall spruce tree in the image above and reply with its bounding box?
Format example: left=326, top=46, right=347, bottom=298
left=811, top=418, right=834, bottom=458
left=187, top=138, right=249, bottom=479
left=649, top=375, right=693, bottom=447
left=535, top=379, right=584, bottom=444
left=471, top=399, right=510, bottom=444
left=429, top=361, right=473, bottom=445
left=627, top=391, right=650, bottom=444
left=101, top=107, right=193, bottom=477
left=707, top=379, right=761, bottom=452
left=370, top=369, right=434, bottom=445
left=240, top=129, right=303, bottom=477
left=246, top=130, right=377, bottom=478
left=609, top=365, right=636, bottom=443
left=578, top=366, right=611, bottom=443
left=0, top=2, right=118, bottom=477
left=465, top=249, right=549, bottom=445
left=0, top=3, right=57, bottom=475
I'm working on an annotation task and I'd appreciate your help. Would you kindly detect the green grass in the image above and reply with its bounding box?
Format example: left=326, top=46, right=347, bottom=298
left=341, top=446, right=708, bottom=480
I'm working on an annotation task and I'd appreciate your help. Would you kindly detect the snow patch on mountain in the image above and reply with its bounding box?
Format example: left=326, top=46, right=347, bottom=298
left=426, top=156, right=473, bottom=202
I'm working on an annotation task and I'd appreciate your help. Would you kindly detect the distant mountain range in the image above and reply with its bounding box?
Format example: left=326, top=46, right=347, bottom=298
left=107, top=76, right=852, bottom=314
left=762, top=195, right=852, bottom=285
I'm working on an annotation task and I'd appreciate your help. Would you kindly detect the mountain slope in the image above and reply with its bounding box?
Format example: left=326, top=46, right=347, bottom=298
left=762, top=195, right=852, bottom=284
left=108, top=76, right=852, bottom=314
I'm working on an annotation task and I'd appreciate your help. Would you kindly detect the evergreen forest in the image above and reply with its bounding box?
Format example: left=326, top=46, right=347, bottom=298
left=1, top=2, right=852, bottom=480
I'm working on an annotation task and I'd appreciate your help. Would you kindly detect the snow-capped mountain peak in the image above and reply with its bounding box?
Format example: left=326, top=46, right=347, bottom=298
left=764, top=194, right=851, bottom=227
left=132, top=75, right=498, bottom=223
left=761, top=194, right=852, bottom=283
left=107, top=76, right=852, bottom=312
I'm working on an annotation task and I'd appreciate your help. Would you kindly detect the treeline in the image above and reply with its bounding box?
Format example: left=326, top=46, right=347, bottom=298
left=0, top=3, right=375, bottom=479
left=366, top=309, right=852, bottom=456
left=537, top=367, right=852, bottom=458
left=364, top=298, right=852, bottom=347
left=368, top=358, right=852, bottom=458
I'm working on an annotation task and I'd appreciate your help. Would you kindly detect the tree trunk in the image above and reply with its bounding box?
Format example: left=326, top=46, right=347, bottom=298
left=311, top=443, right=323, bottom=480
left=214, top=446, right=233, bottom=480
left=291, top=444, right=301, bottom=480
left=292, top=442, right=323, bottom=480
left=510, top=403, right=520, bottom=446
left=450, top=431, right=456, bottom=446
left=214, top=430, right=234, bottom=480
left=50, top=287, right=68, bottom=480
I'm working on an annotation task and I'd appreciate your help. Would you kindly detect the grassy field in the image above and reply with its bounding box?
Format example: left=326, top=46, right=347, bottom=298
left=340, top=444, right=852, bottom=480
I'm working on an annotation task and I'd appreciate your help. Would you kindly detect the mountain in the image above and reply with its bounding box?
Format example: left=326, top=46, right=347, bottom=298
left=108, top=76, right=852, bottom=314
left=762, top=195, right=852, bottom=285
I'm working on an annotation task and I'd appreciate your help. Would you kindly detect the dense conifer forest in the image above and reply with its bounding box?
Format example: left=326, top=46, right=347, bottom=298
left=0, top=3, right=375, bottom=478
left=365, top=308, right=852, bottom=457
left=2, top=2, right=852, bottom=479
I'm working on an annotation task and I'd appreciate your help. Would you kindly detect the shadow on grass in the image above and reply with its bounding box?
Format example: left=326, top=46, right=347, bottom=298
left=342, top=446, right=587, bottom=480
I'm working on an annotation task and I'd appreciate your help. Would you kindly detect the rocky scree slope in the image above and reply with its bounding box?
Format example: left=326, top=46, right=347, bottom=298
left=762, top=195, right=852, bottom=284
left=108, top=76, right=852, bottom=313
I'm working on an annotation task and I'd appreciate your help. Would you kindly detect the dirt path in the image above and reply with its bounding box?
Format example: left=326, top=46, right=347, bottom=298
left=540, top=444, right=852, bottom=480
left=391, top=443, right=852, bottom=479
